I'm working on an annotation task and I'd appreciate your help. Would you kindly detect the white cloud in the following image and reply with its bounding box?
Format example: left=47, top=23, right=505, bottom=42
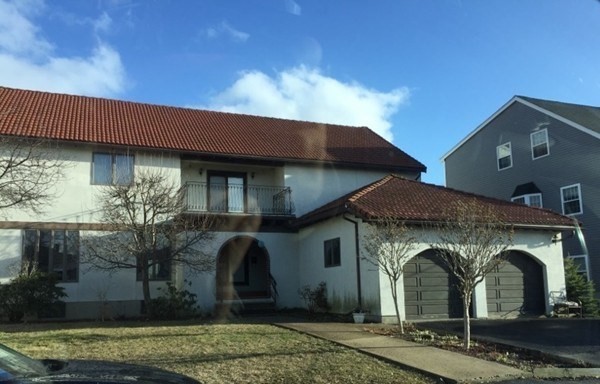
left=201, top=21, right=249, bottom=43
left=0, top=0, right=126, bottom=97
left=285, top=0, right=301, bottom=16
left=200, top=66, right=409, bottom=141
left=0, top=0, right=52, bottom=57
left=93, top=12, right=113, bottom=34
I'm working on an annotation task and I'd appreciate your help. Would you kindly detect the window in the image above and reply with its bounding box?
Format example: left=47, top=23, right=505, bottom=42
left=136, top=248, right=172, bottom=281
left=324, top=238, right=341, bottom=268
left=92, top=153, right=134, bottom=185
left=511, top=193, right=543, bottom=208
left=22, top=230, right=79, bottom=282
left=496, top=142, right=512, bottom=170
left=531, top=129, right=549, bottom=159
left=561, top=184, right=583, bottom=215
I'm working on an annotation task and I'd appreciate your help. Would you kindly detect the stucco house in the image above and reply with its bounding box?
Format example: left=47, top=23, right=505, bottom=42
left=443, top=96, right=599, bottom=288
left=0, top=87, right=574, bottom=322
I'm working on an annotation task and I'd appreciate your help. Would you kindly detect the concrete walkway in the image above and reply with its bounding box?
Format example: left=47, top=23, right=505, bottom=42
left=277, top=322, right=525, bottom=384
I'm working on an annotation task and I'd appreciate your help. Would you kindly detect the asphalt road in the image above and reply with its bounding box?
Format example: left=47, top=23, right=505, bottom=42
left=419, top=318, right=600, bottom=367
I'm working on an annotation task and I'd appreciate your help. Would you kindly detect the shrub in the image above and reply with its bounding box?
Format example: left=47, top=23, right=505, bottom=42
left=0, top=269, right=67, bottom=322
left=564, top=257, right=599, bottom=317
left=298, top=281, right=330, bottom=313
left=148, top=280, right=199, bottom=320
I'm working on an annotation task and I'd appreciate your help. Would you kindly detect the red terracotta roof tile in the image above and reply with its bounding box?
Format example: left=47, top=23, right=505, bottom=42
left=297, top=175, right=575, bottom=229
left=0, top=87, right=426, bottom=171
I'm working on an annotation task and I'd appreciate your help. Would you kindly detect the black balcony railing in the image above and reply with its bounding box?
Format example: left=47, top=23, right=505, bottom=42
left=183, top=182, right=294, bottom=216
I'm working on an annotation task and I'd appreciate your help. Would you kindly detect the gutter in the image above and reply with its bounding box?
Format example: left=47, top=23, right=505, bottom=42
left=343, top=211, right=362, bottom=309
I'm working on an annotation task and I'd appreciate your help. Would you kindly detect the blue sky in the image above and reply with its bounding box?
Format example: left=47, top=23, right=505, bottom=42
left=1, top=0, right=599, bottom=185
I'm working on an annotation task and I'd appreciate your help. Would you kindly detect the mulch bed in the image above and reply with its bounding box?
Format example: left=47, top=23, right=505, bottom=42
left=367, top=323, right=588, bottom=371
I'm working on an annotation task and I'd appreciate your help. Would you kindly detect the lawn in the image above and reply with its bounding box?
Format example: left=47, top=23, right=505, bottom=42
left=0, top=321, right=434, bottom=384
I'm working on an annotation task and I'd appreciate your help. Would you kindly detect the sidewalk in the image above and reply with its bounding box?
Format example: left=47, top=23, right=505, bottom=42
left=277, top=322, right=525, bottom=384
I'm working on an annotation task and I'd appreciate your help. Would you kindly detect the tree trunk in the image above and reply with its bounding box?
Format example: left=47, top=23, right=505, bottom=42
left=140, top=258, right=152, bottom=316
left=390, top=278, right=404, bottom=334
left=462, top=295, right=471, bottom=350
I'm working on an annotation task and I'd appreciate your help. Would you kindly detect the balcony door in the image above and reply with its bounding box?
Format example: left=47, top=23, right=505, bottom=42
left=208, top=171, right=246, bottom=213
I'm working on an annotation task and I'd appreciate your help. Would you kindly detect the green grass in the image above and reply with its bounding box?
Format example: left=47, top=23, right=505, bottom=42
left=0, top=321, right=434, bottom=384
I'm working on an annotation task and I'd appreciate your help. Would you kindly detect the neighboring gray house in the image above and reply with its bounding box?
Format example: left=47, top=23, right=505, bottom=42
left=443, top=95, right=600, bottom=286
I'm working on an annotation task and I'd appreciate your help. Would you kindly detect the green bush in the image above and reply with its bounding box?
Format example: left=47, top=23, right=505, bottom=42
left=298, top=281, right=330, bottom=313
left=148, top=280, right=199, bottom=320
left=0, top=270, right=67, bottom=322
left=564, top=257, right=599, bottom=317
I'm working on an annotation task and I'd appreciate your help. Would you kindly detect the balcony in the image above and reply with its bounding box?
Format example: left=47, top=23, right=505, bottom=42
left=183, top=182, right=294, bottom=216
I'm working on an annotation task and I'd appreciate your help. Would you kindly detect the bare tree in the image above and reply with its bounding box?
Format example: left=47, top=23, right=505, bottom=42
left=362, top=218, right=419, bottom=333
left=0, top=136, right=64, bottom=214
left=429, top=200, right=513, bottom=349
left=83, top=168, right=215, bottom=312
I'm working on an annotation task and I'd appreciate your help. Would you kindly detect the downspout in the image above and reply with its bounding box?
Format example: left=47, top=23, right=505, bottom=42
left=343, top=211, right=362, bottom=309
left=573, top=220, right=591, bottom=280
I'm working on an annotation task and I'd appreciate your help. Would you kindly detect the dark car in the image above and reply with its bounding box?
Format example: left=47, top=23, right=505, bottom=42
left=0, top=343, right=200, bottom=383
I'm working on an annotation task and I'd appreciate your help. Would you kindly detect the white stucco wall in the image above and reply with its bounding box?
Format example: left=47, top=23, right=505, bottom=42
left=297, top=216, right=376, bottom=313
left=2, top=144, right=181, bottom=223
left=284, top=164, right=418, bottom=217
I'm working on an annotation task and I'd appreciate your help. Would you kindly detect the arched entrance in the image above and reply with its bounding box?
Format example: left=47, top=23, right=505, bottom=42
left=403, top=249, right=463, bottom=320
left=216, top=236, right=271, bottom=301
left=486, top=251, right=545, bottom=317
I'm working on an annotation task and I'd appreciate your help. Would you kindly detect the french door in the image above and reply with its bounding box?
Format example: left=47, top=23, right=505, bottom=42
left=208, top=172, right=246, bottom=213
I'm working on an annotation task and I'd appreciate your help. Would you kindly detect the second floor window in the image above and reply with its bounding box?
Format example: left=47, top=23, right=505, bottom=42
left=511, top=193, right=543, bottom=208
left=92, top=153, right=134, bottom=185
left=531, top=129, right=549, bottom=159
left=561, top=184, right=583, bottom=215
left=22, top=229, right=79, bottom=282
left=496, top=142, right=512, bottom=170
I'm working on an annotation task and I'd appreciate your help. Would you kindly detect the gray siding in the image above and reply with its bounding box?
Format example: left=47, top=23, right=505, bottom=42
left=445, top=101, right=600, bottom=285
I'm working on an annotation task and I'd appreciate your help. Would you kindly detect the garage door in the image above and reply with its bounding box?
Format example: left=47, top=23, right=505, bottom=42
left=403, top=250, right=462, bottom=320
left=486, top=251, right=545, bottom=317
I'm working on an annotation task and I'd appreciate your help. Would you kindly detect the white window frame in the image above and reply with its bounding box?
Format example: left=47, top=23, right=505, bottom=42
left=531, top=129, right=550, bottom=160
left=496, top=142, right=512, bottom=171
left=91, top=152, right=135, bottom=186
left=560, top=183, right=583, bottom=216
left=511, top=193, right=543, bottom=208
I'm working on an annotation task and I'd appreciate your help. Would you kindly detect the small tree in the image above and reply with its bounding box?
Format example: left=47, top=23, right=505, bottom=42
left=83, top=168, right=215, bottom=313
left=430, top=200, right=513, bottom=349
left=0, top=136, right=64, bottom=214
left=362, top=218, right=418, bottom=333
left=564, top=257, right=599, bottom=317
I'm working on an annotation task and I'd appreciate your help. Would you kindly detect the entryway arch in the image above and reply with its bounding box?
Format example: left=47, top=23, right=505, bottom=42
left=216, top=236, right=271, bottom=301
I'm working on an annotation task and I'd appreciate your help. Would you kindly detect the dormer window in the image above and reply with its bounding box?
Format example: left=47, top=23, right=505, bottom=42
left=512, top=194, right=542, bottom=208
left=496, top=142, right=512, bottom=170
left=531, top=129, right=549, bottom=159
left=511, top=182, right=542, bottom=208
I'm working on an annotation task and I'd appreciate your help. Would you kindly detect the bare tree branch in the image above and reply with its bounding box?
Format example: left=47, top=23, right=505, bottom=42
left=429, top=199, right=514, bottom=349
left=82, top=168, right=215, bottom=311
left=362, top=217, right=419, bottom=333
left=0, top=136, right=65, bottom=214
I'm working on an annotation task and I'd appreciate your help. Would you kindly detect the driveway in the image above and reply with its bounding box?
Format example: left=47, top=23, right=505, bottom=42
left=418, top=318, right=600, bottom=367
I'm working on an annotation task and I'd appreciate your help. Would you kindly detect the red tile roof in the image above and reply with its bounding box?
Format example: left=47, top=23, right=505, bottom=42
left=296, top=175, right=575, bottom=229
left=0, top=87, right=426, bottom=171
